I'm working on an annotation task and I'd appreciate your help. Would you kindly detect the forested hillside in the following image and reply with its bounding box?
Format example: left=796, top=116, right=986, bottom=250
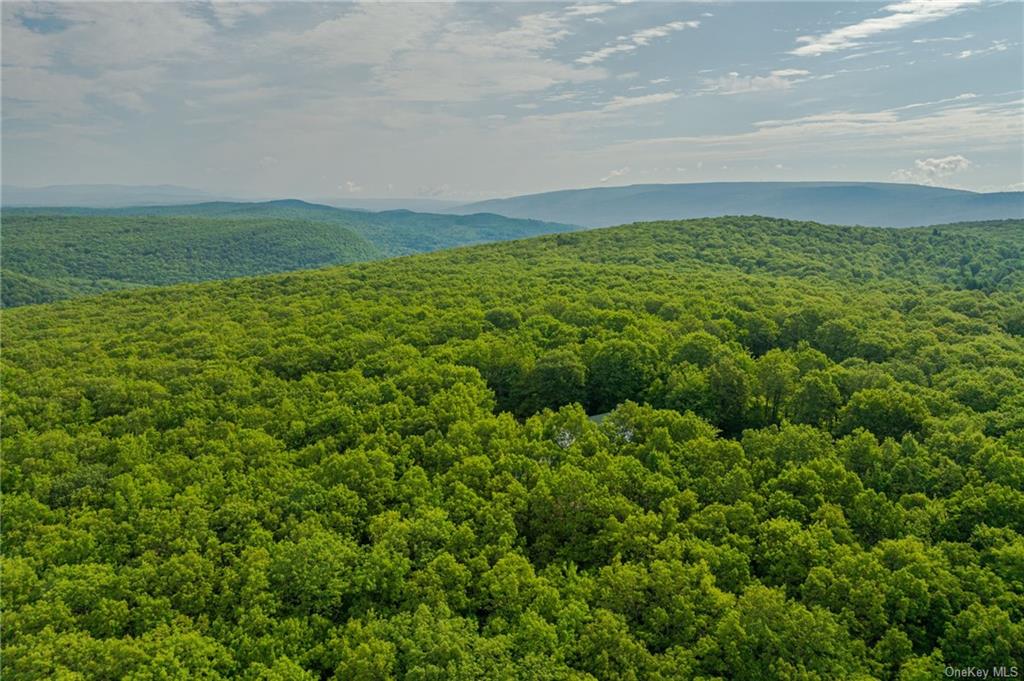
left=0, top=214, right=380, bottom=307
left=2, top=202, right=578, bottom=305
left=3, top=217, right=1023, bottom=679
left=7, top=199, right=578, bottom=257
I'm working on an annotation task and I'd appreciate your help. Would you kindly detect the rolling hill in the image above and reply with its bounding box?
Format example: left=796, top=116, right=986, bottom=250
left=3, top=216, right=1022, bottom=678
left=446, top=181, right=1024, bottom=227
left=0, top=214, right=381, bottom=306
left=6, top=199, right=580, bottom=257
left=2, top=201, right=581, bottom=305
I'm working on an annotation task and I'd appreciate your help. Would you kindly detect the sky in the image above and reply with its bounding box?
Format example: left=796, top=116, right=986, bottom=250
left=2, top=0, right=1022, bottom=200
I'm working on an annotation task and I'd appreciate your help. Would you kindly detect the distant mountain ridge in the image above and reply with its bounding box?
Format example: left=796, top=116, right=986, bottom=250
left=315, top=197, right=464, bottom=212
left=10, top=181, right=1021, bottom=228
left=1, top=185, right=463, bottom=212
left=443, top=182, right=1024, bottom=228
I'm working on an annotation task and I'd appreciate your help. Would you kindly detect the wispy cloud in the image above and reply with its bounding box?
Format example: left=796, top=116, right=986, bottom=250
left=210, top=2, right=270, bottom=28
left=912, top=32, right=973, bottom=43
left=263, top=5, right=606, bottom=103
left=9, top=2, right=214, bottom=68
left=577, top=19, right=699, bottom=64
left=2, top=0, right=1019, bottom=195
left=268, top=3, right=450, bottom=67
left=565, top=4, right=618, bottom=18
left=2, top=3, right=213, bottom=119
left=791, top=0, right=979, bottom=56
left=701, top=69, right=812, bottom=95
left=603, top=91, right=679, bottom=110
left=894, top=92, right=977, bottom=110
left=956, top=40, right=1011, bottom=59
left=600, top=166, right=630, bottom=182
left=613, top=96, right=1022, bottom=159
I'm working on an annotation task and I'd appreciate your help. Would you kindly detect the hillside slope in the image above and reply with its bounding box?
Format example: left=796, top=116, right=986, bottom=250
left=447, top=181, right=1024, bottom=227
left=0, top=214, right=380, bottom=306
left=8, top=199, right=580, bottom=257
left=3, top=217, right=1023, bottom=679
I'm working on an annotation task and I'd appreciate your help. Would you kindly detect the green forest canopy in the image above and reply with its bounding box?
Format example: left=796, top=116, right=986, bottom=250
left=58, top=199, right=580, bottom=257
left=1, top=202, right=578, bottom=306
left=2, top=216, right=1023, bottom=679
left=1, top=201, right=580, bottom=306
left=0, top=214, right=381, bottom=307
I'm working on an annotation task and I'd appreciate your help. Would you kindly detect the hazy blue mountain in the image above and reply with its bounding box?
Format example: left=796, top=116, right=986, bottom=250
left=3, top=185, right=465, bottom=212
left=444, top=182, right=1024, bottom=228
left=1, top=184, right=230, bottom=207
left=313, top=197, right=464, bottom=212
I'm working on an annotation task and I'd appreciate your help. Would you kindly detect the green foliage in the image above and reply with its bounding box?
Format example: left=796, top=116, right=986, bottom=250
left=3, top=216, right=1023, bottom=679
left=838, top=388, right=929, bottom=442
left=3, top=201, right=579, bottom=305
left=1, top=214, right=380, bottom=305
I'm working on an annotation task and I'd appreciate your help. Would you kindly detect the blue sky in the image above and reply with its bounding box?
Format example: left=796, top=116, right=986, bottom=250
left=2, top=1, right=1021, bottom=200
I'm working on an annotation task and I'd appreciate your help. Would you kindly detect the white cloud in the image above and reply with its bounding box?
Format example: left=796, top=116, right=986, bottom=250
left=2, top=6, right=55, bottom=68
left=269, top=3, right=449, bottom=66
left=2, top=4, right=213, bottom=119
left=578, top=43, right=638, bottom=65
left=3, top=1, right=1019, bottom=196
left=612, top=97, right=1022, bottom=160
left=1, top=66, right=93, bottom=117
left=565, top=4, right=618, bottom=17
left=546, top=92, right=582, bottom=102
left=701, top=69, right=811, bottom=95
left=957, top=40, right=1010, bottom=59
left=603, top=92, right=679, bottom=110
left=210, top=2, right=270, bottom=28
left=791, top=0, right=979, bottom=56
left=40, top=3, right=213, bottom=68
left=891, top=154, right=973, bottom=184
left=363, top=7, right=605, bottom=101
left=771, top=69, right=812, bottom=78
left=913, top=32, right=973, bottom=43
left=577, top=20, right=699, bottom=64
left=894, top=92, right=977, bottom=110
left=838, top=46, right=902, bottom=61
left=2, top=63, right=165, bottom=118
left=600, top=166, right=630, bottom=182
left=631, top=21, right=699, bottom=45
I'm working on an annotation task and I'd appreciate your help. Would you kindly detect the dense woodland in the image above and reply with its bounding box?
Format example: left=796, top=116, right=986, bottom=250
left=50, top=199, right=578, bottom=257
left=0, top=214, right=381, bottom=307
left=2, top=201, right=577, bottom=305
left=2, top=216, right=1023, bottom=679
